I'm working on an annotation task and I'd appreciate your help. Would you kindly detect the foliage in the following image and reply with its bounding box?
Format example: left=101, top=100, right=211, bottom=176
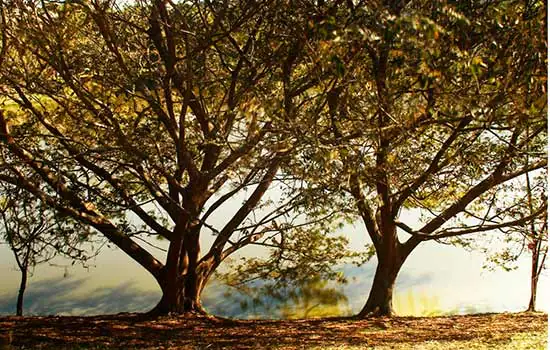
left=0, top=182, right=93, bottom=267
left=278, top=0, right=547, bottom=316
left=0, top=0, right=359, bottom=313
left=222, top=275, right=352, bottom=319
left=218, top=218, right=367, bottom=284
left=0, top=180, right=97, bottom=315
left=277, top=278, right=352, bottom=319
left=216, top=218, right=369, bottom=317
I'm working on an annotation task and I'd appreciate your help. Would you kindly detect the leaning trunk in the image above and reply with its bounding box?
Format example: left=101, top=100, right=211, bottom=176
left=356, top=227, right=419, bottom=318
left=357, top=255, right=401, bottom=317
left=16, top=267, right=28, bottom=316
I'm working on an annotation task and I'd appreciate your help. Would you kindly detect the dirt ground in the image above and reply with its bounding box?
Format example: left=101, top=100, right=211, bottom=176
left=0, top=312, right=547, bottom=349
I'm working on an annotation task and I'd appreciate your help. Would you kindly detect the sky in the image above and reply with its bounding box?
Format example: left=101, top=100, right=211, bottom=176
left=0, top=214, right=547, bottom=317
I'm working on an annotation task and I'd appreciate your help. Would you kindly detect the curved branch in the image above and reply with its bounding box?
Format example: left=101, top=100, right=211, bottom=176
left=397, top=204, right=546, bottom=241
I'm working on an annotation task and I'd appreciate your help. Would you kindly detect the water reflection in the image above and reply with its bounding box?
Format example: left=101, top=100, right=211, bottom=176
left=0, top=277, right=159, bottom=316
left=0, top=263, right=531, bottom=317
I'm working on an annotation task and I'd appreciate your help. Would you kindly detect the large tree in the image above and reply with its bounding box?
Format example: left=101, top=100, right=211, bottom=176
left=286, top=0, right=547, bottom=316
left=0, top=0, right=332, bottom=315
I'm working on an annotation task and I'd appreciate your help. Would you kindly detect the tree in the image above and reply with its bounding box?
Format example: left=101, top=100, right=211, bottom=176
left=0, top=0, right=331, bottom=315
left=523, top=182, right=547, bottom=312
left=0, top=181, right=94, bottom=316
left=287, top=0, right=547, bottom=316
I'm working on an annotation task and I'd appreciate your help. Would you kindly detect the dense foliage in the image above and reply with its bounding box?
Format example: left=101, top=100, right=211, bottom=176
left=0, top=0, right=546, bottom=317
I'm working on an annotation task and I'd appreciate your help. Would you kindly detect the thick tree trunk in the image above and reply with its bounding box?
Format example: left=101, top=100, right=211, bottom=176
left=183, top=270, right=206, bottom=311
left=355, top=223, right=419, bottom=318
left=149, top=269, right=208, bottom=315
left=151, top=280, right=205, bottom=314
left=148, top=231, right=213, bottom=316
left=16, top=267, right=27, bottom=316
left=357, top=255, right=401, bottom=317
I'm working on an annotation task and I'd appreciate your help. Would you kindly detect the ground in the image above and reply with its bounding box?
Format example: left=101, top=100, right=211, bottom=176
left=0, top=312, right=547, bottom=349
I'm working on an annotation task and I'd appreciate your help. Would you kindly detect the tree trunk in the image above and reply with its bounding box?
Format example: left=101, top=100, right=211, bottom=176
left=356, top=224, right=419, bottom=318
left=149, top=270, right=208, bottom=315
left=16, top=267, right=27, bottom=316
left=527, top=247, right=539, bottom=312
left=148, top=233, right=213, bottom=316
left=357, top=255, right=401, bottom=317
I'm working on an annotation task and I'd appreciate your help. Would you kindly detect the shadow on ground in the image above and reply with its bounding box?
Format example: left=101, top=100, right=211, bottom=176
left=0, top=312, right=546, bottom=349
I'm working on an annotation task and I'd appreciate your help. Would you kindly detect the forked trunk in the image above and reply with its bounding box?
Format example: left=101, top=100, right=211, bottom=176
left=356, top=231, right=418, bottom=318
left=149, top=270, right=208, bottom=315
left=148, top=230, right=212, bottom=316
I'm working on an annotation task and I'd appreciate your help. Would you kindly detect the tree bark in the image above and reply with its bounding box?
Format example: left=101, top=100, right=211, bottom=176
left=149, top=268, right=209, bottom=315
left=148, top=227, right=213, bottom=316
left=525, top=164, right=539, bottom=313
left=527, top=246, right=539, bottom=312
left=16, top=266, right=27, bottom=316
left=355, top=222, right=419, bottom=318
left=357, top=252, right=402, bottom=317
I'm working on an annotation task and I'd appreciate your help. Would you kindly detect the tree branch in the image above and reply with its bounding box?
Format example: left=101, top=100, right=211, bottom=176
left=0, top=112, right=165, bottom=279
left=203, top=155, right=282, bottom=263
left=397, top=204, right=547, bottom=240
left=392, top=114, right=474, bottom=215
left=349, top=173, right=381, bottom=245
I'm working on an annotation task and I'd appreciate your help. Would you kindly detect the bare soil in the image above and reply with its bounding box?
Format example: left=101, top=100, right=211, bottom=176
left=0, top=312, right=547, bottom=349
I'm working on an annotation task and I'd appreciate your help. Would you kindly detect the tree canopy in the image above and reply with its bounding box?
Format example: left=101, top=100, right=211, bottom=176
left=257, top=0, right=547, bottom=316
left=0, top=0, right=546, bottom=318
left=0, top=0, right=347, bottom=314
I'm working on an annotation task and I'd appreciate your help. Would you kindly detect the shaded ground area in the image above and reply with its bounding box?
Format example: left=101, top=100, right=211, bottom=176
left=0, top=312, right=547, bottom=349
